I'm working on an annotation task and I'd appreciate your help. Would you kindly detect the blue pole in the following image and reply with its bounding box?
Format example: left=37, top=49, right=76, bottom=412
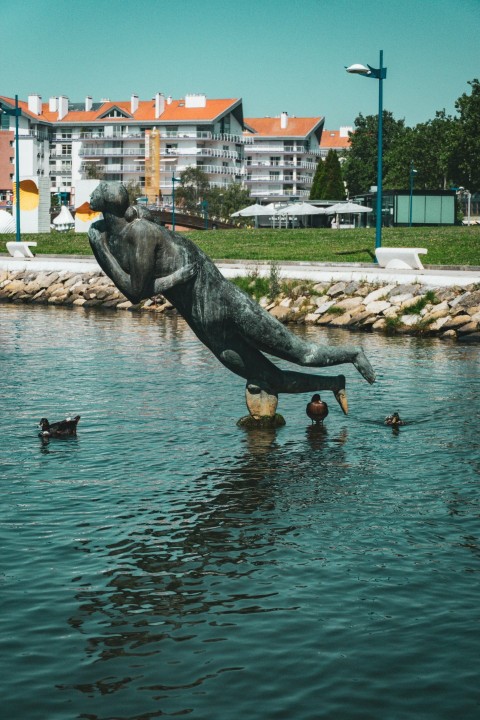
left=409, top=162, right=414, bottom=226
left=14, top=95, right=21, bottom=243
left=375, top=51, right=383, bottom=250
left=172, top=177, right=176, bottom=232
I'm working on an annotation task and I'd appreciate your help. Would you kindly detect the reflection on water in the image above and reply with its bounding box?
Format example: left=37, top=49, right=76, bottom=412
left=1, top=304, right=479, bottom=720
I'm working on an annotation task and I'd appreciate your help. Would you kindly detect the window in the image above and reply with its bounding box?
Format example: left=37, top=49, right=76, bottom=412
left=270, top=157, right=280, bottom=166
left=269, top=171, right=280, bottom=181
left=61, top=144, right=70, bottom=156
left=103, top=108, right=129, bottom=119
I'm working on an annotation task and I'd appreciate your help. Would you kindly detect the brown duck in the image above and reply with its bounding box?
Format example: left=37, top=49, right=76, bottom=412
left=306, top=394, right=329, bottom=424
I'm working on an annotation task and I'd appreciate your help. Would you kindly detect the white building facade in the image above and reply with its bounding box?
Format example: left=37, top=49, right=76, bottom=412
left=243, top=113, right=324, bottom=201
left=1, top=94, right=350, bottom=212
left=0, top=93, right=249, bottom=207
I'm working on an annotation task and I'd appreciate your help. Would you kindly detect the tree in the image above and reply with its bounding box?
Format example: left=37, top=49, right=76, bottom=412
left=342, top=112, right=406, bottom=196
left=451, top=78, right=480, bottom=190
left=309, top=159, right=325, bottom=200
left=124, top=180, right=143, bottom=205
left=83, top=162, right=104, bottom=180
left=175, top=167, right=211, bottom=214
left=317, top=150, right=345, bottom=200
left=208, top=183, right=251, bottom=222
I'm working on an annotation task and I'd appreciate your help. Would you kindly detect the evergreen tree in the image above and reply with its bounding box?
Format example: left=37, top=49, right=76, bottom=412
left=309, top=159, right=325, bottom=199
left=452, top=78, right=480, bottom=190
left=318, top=150, right=346, bottom=200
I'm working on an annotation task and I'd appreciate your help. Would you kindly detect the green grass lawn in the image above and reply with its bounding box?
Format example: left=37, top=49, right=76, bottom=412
left=1, top=225, right=479, bottom=266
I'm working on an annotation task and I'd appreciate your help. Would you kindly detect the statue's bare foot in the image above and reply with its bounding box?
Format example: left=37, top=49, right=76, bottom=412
left=334, top=388, right=348, bottom=415
left=333, top=374, right=348, bottom=415
left=354, top=350, right=376, bottom=384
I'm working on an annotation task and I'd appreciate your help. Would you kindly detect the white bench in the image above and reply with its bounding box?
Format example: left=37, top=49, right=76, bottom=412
left=375, top=247, right=427, bottom=270
left=6, top=241, right=37, bottom=259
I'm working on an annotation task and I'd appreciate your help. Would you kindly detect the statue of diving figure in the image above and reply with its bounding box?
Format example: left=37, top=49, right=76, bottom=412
left=88, top=182, right=376, bottom=415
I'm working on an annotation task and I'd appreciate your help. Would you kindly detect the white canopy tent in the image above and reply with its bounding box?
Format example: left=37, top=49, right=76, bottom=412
left=231, top=203, right=279, bottom=228
left=275, top=201, right=328, bottom=228
left=278, top=201, right=328, bottom=216
left=326, top=201, right=373, bottom=228
left=52, top=205, right=75, bottom=231
left=325, top=202, right=373, bottom=214
left=231, top=203, right=277, bottom=218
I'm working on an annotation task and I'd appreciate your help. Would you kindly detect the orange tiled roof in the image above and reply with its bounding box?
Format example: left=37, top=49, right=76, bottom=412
left=0, top=96, right=240, bottom=124
left=320, top=130, right=351, bottom=149
left=244, top=116, right=323, bottom=138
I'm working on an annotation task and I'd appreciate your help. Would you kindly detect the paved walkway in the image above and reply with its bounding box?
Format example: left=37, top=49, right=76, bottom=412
left=1, top=254, right=480, bottom=289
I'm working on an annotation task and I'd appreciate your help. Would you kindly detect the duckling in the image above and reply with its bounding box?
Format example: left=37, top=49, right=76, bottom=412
left=306, top=394, right=329, bottom=425
left=39, top=415, right=80, bottom=438
left=385, top=412, right=404, bottom=427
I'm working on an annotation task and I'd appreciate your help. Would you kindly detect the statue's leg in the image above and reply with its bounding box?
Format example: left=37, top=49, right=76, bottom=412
left=219, top=344, right=348, bottom=414
left=234, top=301, right=375, bottom=384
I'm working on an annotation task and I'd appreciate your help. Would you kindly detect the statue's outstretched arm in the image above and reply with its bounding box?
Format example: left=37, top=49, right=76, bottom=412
left=153, top=262, right=199, bottom=295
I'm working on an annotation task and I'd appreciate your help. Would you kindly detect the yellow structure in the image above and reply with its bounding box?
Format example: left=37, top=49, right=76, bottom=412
left=145, top=128, right=160, bottom=204
left=13, top=179, right=39, bottom=211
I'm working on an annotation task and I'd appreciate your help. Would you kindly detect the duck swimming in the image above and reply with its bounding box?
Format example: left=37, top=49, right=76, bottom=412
left=39, top=415, right=80, bottom=438
left=306, top=394, right=329, bottom=425
left=385, top=412, right=405, bottom=427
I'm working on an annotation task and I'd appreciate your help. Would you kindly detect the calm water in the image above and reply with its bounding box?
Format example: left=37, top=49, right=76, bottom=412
left=1, top=303, right=479, bottom=720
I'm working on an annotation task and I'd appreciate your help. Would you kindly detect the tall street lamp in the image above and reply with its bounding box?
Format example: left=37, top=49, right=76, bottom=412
left=171, top=176, right=180, bottom=232
left=346, top=50, right=387, bottom=251
left=0, top=95, right=21, bottom=244
left=201, top=199, right=209, bottom=230
left=409, top=161, right=417, bottom=226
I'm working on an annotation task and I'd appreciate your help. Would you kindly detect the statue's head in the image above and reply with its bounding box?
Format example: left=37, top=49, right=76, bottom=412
left=90, top=181, right=129, bottom=214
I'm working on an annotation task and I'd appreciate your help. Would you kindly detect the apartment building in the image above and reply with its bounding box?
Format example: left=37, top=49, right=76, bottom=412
left=0, top=92, right=248, bottom=206
left=0, top=93, right=351, bottom=210
left=319, top=126, right=352, bottom=158
left=243, top=113, right=324, bottom=200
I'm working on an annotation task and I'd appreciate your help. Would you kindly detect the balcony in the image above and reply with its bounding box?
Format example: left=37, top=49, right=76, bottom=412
left=81, top=163, right=145, bottom=174
left=199, top=164, right=243, bottom=176
left=79, top=146, right=145, bottom=157
left=161, top=147, right=240, bottom=160
left=246, top=160, right=297, bottom=168
left=247, top=145, right=322, bottom=156
left=79, top=131, right=143, bottom=141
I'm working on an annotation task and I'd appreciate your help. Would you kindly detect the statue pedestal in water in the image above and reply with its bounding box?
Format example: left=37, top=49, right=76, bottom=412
left=237, top=384, right=286, bottom=429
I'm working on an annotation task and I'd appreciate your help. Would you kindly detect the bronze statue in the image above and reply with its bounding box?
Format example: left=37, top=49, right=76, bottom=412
left=88, top=182, right=375, bottom=421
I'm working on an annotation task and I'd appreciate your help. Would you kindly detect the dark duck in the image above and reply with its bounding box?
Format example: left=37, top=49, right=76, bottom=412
left=39, top=415, right=80, bottom=438
left=385, top=412, right=405, bottom=427
left=306, top=394, right=329, bottom=425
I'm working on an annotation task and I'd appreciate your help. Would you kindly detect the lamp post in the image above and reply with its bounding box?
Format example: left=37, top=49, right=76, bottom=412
left=346, top=51, right=387, bottom=250
left=171, top=176, right=180, bottom=231
left=0, top=95, right=21, bottom=243
left=409, top=161, right=417, bottom=226
left=201, top=199, right=209, bottom=230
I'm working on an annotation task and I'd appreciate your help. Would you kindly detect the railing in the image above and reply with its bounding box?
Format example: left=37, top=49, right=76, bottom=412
left=245, top=174, right=311, bottom=184
left=79, top=146, right=145, bottom=157
left=161, top=131, right=250, bottom=143
left=81, top=163, right=145, bottom=174
left=161, top=147, right=240, bottom=160
left=163, top=130, right=212, bottom=140
left=78, top=131, right=143, bottom=141
left=247, top=145, right=322, bottom=156
left=212, top=132, right=252, bottom=144
left=199, top=164, right=243, bottom=176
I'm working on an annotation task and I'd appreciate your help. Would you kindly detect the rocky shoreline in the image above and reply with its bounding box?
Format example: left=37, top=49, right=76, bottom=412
left=1, top=267, right=479, bottom=342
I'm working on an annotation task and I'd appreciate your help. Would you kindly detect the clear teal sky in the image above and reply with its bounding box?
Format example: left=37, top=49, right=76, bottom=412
left=3, top=0, right=479, bottom=129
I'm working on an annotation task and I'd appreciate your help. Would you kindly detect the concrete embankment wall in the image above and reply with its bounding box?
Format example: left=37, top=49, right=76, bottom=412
left=1, top=267, right=480, bottom=342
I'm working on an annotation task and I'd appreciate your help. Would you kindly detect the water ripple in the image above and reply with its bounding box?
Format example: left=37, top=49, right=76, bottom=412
left=1, top=305, right=479, bottom=719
